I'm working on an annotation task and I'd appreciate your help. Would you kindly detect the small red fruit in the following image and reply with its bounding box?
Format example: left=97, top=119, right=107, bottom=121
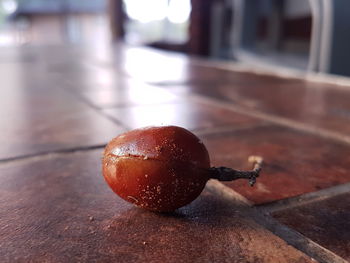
left=102, top=126, right=262, bottom=212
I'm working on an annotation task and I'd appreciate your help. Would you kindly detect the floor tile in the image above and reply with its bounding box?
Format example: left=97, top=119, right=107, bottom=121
left=272, top=193, right=350, bottom=261
left=0, top=150, right=312, bottom=263
left=159, top=79, right=350, bottom=137
left=104, top=47, right=350, bottom=137
left=63, top=74, right=136, bottom=92
left=201, top=125, right=350, bottom=204
left=103, top=100, right=263, bottom=131
left=80, top=84, right=179, bottom=108
left=0, top=87, right=124, bottom=160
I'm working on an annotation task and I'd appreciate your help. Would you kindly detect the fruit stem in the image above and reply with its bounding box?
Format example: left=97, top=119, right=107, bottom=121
left=209, top=156, right=263, bottom=186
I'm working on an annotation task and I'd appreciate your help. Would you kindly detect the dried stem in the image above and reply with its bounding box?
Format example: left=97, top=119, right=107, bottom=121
left=209, top=156, right=263, bottom=186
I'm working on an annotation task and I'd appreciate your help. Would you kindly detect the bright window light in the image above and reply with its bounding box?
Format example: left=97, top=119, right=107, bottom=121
left=167, top=0, right=191, bottom=24
left=1, top=0, right=18, bottom=14
left=124, top=0, right=168, bottom=23
left=0, top=34, right=14, bottom=45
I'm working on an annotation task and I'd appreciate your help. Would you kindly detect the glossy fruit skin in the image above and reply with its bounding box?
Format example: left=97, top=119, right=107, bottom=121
left=102, top=126, right=210, bottom=212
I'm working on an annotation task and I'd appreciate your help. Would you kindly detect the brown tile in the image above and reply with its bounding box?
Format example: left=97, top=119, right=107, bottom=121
left=183, top=66, right=297, bottom=87
left=0, top=150, right=312, bottom=263
left=80, top=83, right=179, bottom=108
left=0, top=87, right=124, bottom=160
left=201, top=125, right=350, bottom=204
left=47, top=44, right=188, bottom=85
left=119, top=48, right=303, bottom=86
left=164, top=79, right=350, bottom=137
left=63, top=74, right=136, bottom=92
left=100, top=47, right=350, bottom=137
left=118, top=46, right=304, bottom=87
left=142, top=59, right=350, bottom=137
left=102, top=100, right=263, bottom=131
left=37, top=44, right=350, bottom=137
left=272, top=193, right=350, bottom=261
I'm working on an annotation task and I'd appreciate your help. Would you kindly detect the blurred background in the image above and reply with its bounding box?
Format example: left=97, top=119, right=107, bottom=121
left=0, top=0, right=350, bottom=76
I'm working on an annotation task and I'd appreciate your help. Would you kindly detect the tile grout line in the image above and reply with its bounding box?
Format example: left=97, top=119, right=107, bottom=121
left=44, top=74, right=130, bottom=131
left=189, top=55, right=350, bottom=91
left=83, top=57, right=350, bottom=145
left=94, top=100, right=183, bottom=110
left=59, top=80, right=129, bottom=129
left=193, top=122, right=270, bottom=137
left=81, top=48, right=348, bottom=261
left=206, top=180, right=253, bottom=207
left=0, top=144, right=106, bottom=167
left=188, top=94, right=350, bottom=145
left=258, top=182, right=350, bottom=214
left=206, top=180, right=348, bottom=263
left=0, top=123, right=268, bottom=166
left=247, top=207, right=348, bottom=263
left=137, top=45, right=350, bottom=90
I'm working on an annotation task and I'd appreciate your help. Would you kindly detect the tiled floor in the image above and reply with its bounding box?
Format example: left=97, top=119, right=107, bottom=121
left=0, top=87, right=125, bottom=160
left=202, top=125, right=350, bottom=204
left=273, top=193, right=350, bottom=261
left=0, top=150, right=312, bottom=263
left=103, top=100, right=263, bottom=131
left=0, top=44, right=349, bottom=262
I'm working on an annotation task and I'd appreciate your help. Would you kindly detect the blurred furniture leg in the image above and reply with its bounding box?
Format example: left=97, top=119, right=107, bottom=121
left=308, top=0, right=323, bottom=72
left=233, top=0, right=350, bottom=77
left=268, top=0, right=284, bottom=50
left=108, top=0, right=124, bottom=41
left=231, top=0, right=275, bottom=65
left=319, top=0, right=350, bottom=76
left=232, top=0, right=259, bottom=52
left=189, top=0, right=217, bottom=56
left=210, top=0, right=234, bottom=58
left=210, top=1, right=225, bottom=57
left=232, top=0, right=317, bottom=71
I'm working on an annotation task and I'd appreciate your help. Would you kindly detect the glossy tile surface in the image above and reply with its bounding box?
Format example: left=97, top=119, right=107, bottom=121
left=111, top=46, right=350, bottom=137
left=116, top=46, right=190, bottom=84
left=273, top=194, right=350, bottom=261
left=0, top=84, right=124, bottom=160
left=2, top=43, right=350, bottom=262
left=156, top=77, right=350, bottom=137
left=202, top=125, right=350, bottom=204
left=80, top=84, right=179, bottom=108
left=0, top=150, right=312, bottom=263
left=103, top=100, right=263, bottom=130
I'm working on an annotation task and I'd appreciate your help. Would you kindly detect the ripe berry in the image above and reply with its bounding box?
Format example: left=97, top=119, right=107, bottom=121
left=102, top=126, right=262, bottom=212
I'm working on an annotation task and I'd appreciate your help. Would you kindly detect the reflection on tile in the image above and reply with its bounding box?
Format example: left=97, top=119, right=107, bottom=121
left=215, top=81, right=350, bottom=136
left=61, top=69, right=122, bottom=89
left=0, top=150, right=312, bottom=263
left=63, top=73, right=132, bottom=91
left=273, top=194, right=350, bottom=261
left=161, top=78, right=350, bottom=136
left=201, top=125, right=350, bottom=204
left=80, top=84, right=179, bottom=108
left=122, top=47, right=189, bottom=83
left=0, top=88, right=124, bottom=160
left=103, top=100, right=262, bottom=131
